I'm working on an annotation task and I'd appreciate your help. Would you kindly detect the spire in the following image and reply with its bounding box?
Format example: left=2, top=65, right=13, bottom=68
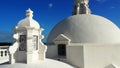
left=72, top=0, right=91, bottom=15
left=26, top=8, right=33, bottom=18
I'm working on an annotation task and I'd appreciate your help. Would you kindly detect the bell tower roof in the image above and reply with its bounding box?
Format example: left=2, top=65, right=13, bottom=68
left=18, top=8, right=40, bottom=29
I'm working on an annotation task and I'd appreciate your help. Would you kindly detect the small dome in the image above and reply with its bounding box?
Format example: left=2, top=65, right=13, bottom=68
left=18, top=8, right=40, bottom=29
left=0, top=59, right=74, bottom=68
left=47, top=14, right=120, bottom=44
left=18, top=17, right=40, bottom=29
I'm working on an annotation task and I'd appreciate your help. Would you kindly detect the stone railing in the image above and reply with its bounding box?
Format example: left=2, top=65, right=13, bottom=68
left=0, top=46, right=9, bottom=64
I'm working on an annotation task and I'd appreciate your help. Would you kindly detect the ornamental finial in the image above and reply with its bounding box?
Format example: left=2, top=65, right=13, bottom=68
left=26, top=8, right=33, bottom=18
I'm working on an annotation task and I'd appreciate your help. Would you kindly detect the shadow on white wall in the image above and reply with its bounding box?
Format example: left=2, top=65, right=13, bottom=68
left=104, top=64, right=120, bottom=68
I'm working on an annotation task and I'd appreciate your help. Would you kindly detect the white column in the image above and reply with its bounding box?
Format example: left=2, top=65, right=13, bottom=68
left=9, top=53, right=15, bottom=64
left=26, top=28, right=33, bottom=64
left=26, top=51, right=33, bottom=64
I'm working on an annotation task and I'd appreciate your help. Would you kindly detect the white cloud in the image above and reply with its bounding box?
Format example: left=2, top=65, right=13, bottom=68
left=48, top=3, right=53, bottom=8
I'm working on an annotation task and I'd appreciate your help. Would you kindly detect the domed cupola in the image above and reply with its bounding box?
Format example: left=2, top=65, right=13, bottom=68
left=18, top=8, right=40, bottom=29
left=47, top=0, right=120, bottom=44
left=9, top=8, right=47, bottom=64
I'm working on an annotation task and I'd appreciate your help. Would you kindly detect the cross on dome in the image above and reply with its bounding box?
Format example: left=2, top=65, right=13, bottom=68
left=26, top=8, right=33, bottom=18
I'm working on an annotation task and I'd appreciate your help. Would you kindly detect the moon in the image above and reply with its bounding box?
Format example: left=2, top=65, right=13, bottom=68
left=48, top=3, right=53, bottom=8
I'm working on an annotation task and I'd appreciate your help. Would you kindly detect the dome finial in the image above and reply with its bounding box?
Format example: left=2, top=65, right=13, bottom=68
left=26, top=8, right=33, bottom=18
left=72, top=0, right=91, bottom=15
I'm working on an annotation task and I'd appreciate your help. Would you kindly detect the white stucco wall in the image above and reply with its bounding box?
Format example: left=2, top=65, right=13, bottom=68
left=84, top=44, right=120, bottom=68
left=0, top=48, right=9, bottom=64
left=15, top=51, right=26, bottom=62
left=67, top=44, right=84, bottom=68
left=32, top=51, right=39, bottom=62
left=46, top=44, right=84, bottom=68
left=46, top=45, right=58, bottom=58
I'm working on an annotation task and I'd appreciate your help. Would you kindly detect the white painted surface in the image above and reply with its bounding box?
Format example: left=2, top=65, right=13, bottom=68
left=54, top=34, right=71, bottom=45
left=47, top=14, right=120, bottom=44
left=0, top=59, right=74, bottom=68
left=0, top=49, right=9, bottom=64
left=46, top=45, right=58, bottom=58
left=67, top=45, right=84, bottom=68
left=46, top=43, right=120, bottom=68
left=15, top=51, right=26, bottom=62
left=9, top=8, right=47, bottom=64
left=84, top=44, right=120, bottom=68
left=18, top=8, right=40, bottom=29
left=0, top=59, right=9, bottom=64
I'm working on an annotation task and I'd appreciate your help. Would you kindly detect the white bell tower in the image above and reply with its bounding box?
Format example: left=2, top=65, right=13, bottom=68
left=72, top=0, right=91, bottom=15
left=9, top=8, right=47, bottom=64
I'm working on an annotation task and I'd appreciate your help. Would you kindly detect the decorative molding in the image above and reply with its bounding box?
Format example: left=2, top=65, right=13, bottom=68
left=39, top=35, right=44, bottom=39
left=54, top=34, right=71, bottom=45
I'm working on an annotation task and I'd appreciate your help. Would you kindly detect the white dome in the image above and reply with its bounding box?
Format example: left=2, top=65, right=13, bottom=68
left=47, top=14, right=120, bottom=44
left=17, top=8, right=40, bottom=29
left=18, top=17, right=40, bottom=29
left=0, top=59, right=74, bottom=68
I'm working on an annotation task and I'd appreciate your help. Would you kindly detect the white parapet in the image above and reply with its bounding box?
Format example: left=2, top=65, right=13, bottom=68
left=0, top=47, right=9, bottom=64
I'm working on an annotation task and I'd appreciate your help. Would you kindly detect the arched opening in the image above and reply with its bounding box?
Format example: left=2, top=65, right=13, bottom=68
left=1, top=51, right=3, bottom=57
left=5, top=51, right=7, bottom=56
left=58, top=44, right=66, bottom=57
left=33, top=35, right=38, bottom=50
left=19, top=35, right=27, bottom=51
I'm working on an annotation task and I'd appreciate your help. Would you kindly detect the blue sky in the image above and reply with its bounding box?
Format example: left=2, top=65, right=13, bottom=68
left=0, top=0, right=120, bottom=42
